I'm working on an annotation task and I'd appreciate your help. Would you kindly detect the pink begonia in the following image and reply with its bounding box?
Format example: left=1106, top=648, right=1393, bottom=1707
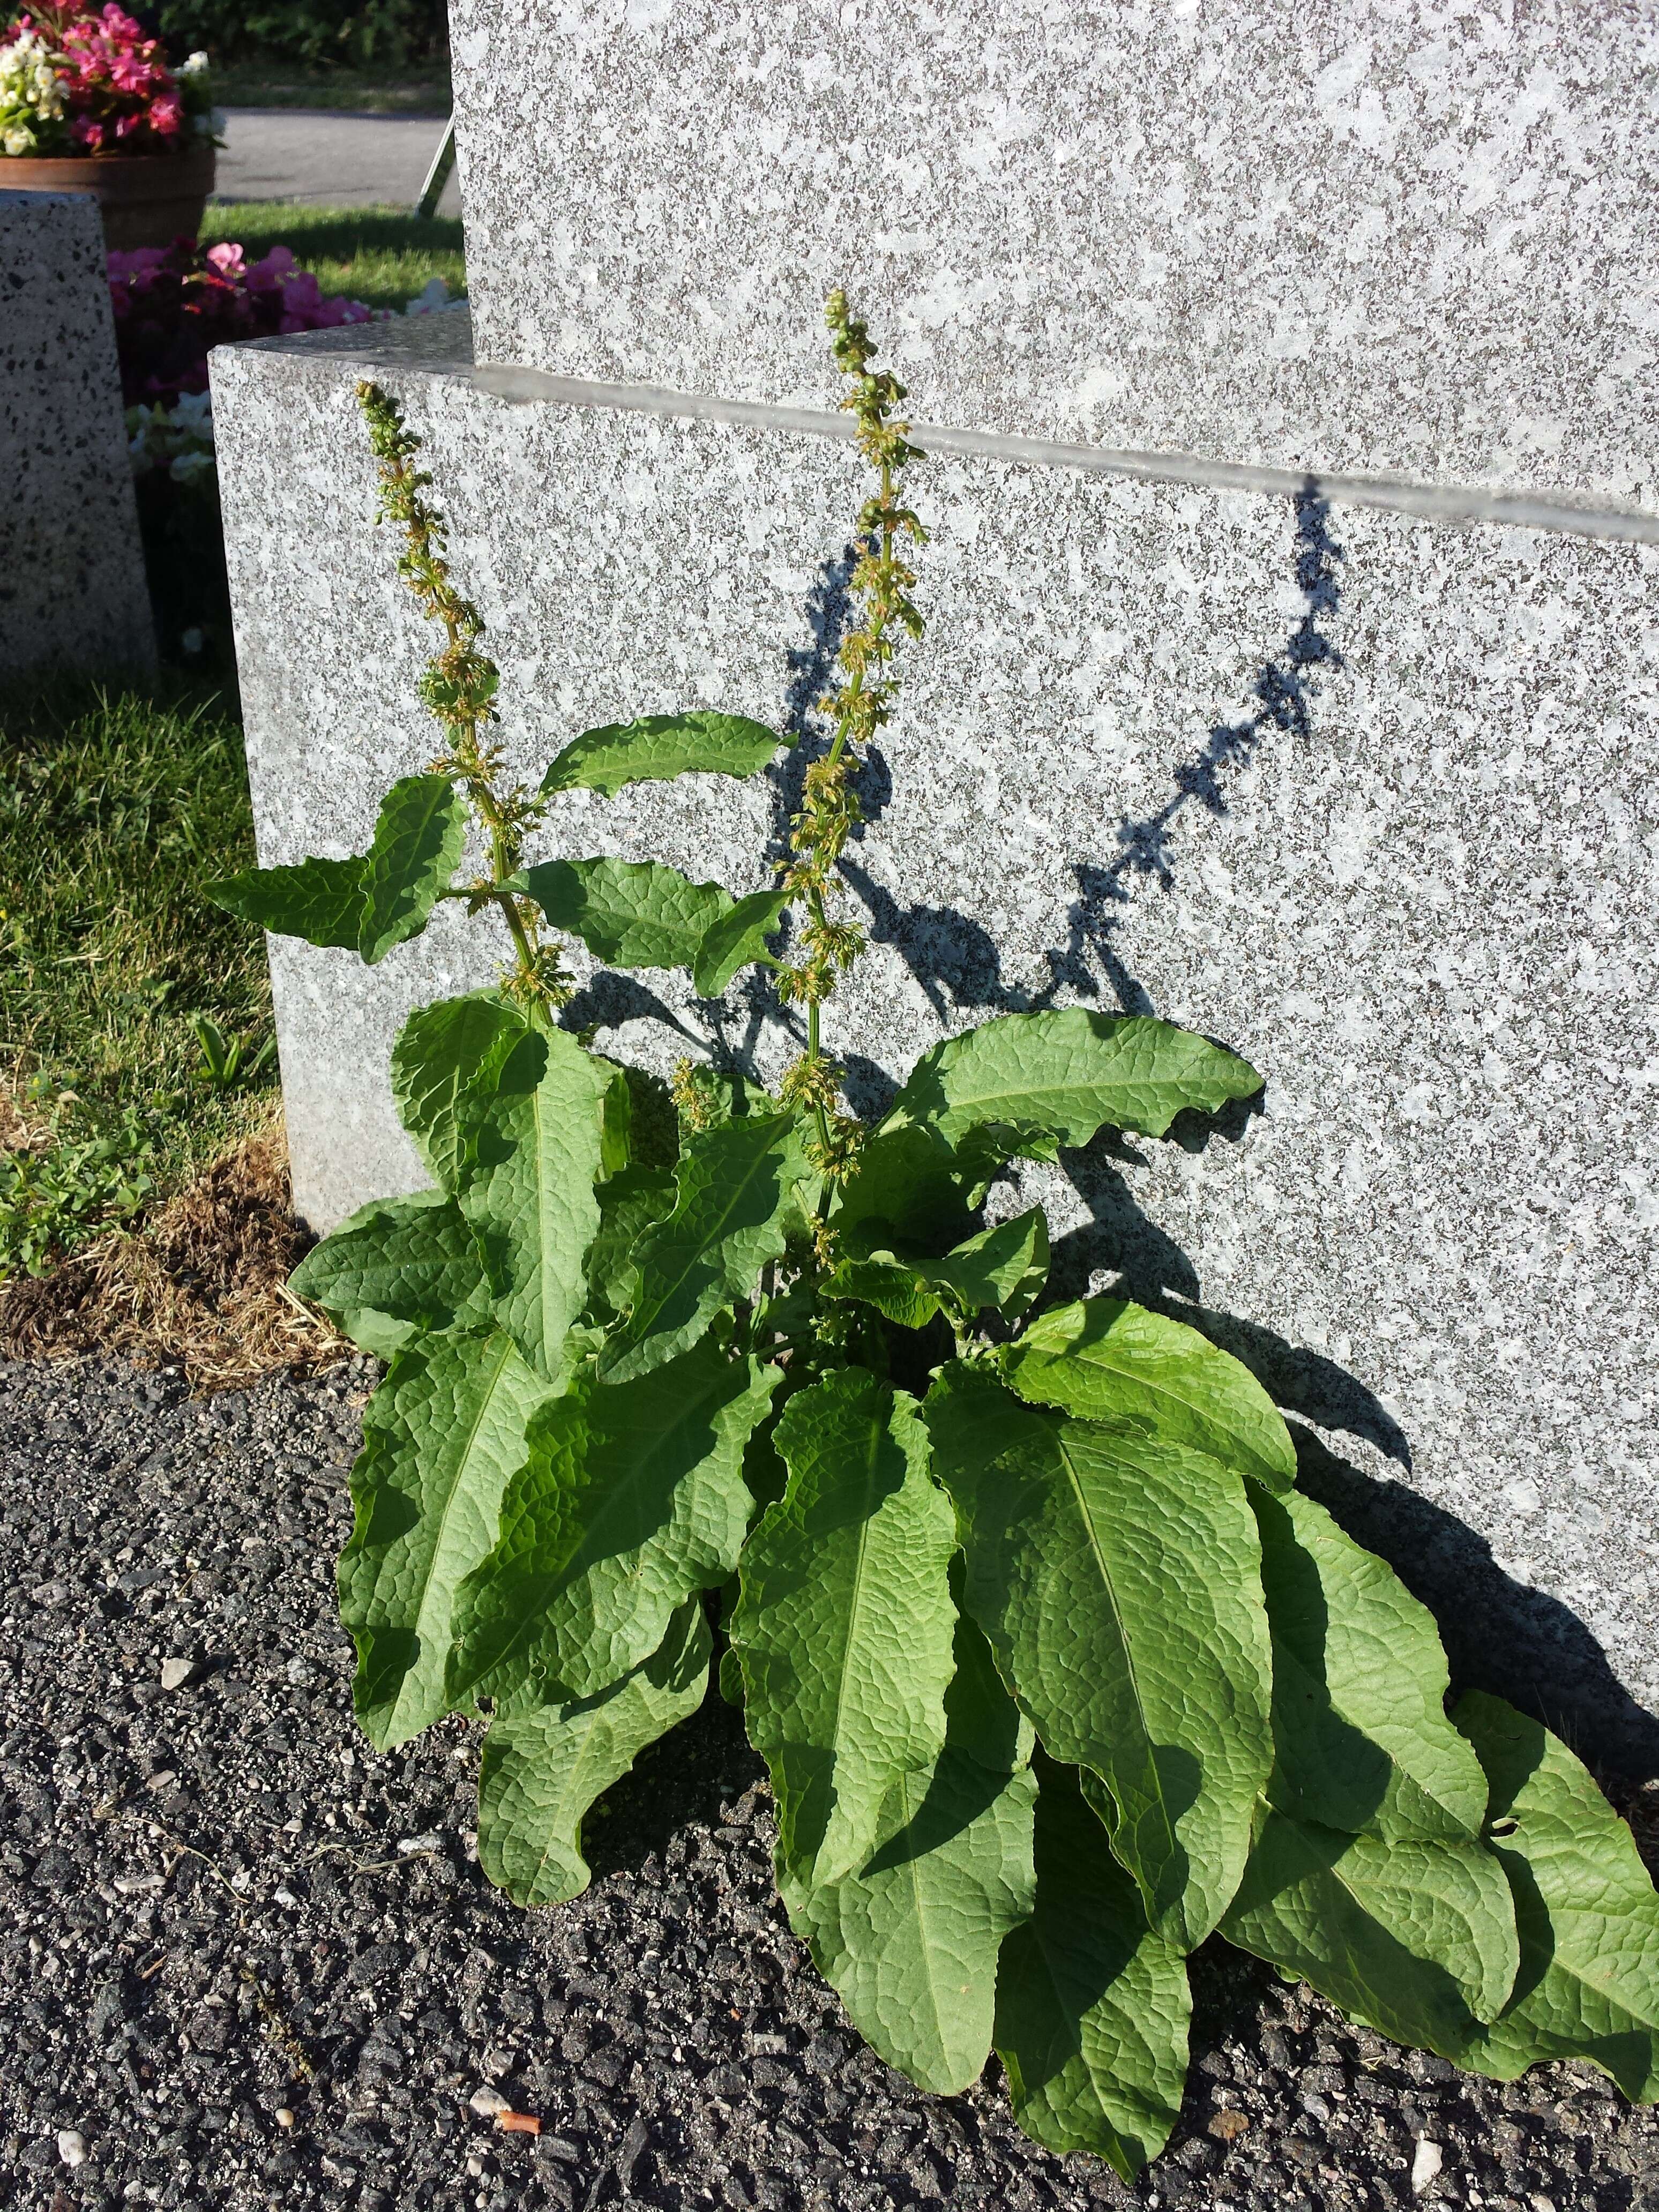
left=107, top=234, right=388, bottom=408
left=2, top=3, right=206, bottom=155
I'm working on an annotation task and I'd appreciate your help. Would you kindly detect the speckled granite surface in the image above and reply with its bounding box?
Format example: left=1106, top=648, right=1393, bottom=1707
left=449, top=0, right=1659, bottom=513
left=211, top=315, right=1659, bottom=1761
left=0, top=191, right=155, bottom=679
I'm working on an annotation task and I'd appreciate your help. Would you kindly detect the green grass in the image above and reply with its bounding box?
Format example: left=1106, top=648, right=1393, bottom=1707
left=0, top=680, right=275, bottom=1274
left=213, top=66, right=450, bottom=113
left=201, top=201, right=466, bottom=316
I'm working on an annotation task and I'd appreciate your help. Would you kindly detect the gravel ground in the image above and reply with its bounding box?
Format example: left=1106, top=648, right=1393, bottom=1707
left=3, top=1356, right=1657, bottom=2212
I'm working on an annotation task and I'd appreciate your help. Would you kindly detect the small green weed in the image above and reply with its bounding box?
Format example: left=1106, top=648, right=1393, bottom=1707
left=0, top=1082, right=156, bottom=1281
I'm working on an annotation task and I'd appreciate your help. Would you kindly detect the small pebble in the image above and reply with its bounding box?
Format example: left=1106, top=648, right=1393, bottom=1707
left=1413, top=2136, right=1445, bottom=2193
left=275, top=2111, right=294, bottom=2131
left=1208, top=2109, right=1250, bottom=2141
left=468, top=2086, right=509, bottom=2119
left=56, top=2130, right=88, bottom=2169
left=158, top=1656, right=196, bottom=1691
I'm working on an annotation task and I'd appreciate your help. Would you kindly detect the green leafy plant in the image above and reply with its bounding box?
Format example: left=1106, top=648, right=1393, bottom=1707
left=189, top=1011, right=274, bottom=1092
left=207, top=297, right=1659, bottom=2174
left=0, top=1079, right=155, bottom=1280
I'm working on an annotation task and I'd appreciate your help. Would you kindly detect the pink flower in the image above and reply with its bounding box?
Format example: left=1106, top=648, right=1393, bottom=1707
left=204, top=242, right=244, bottom=277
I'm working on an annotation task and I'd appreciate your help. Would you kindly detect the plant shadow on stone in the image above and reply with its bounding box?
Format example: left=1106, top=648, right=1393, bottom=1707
left=204, top=301, right=1659, bottom=2177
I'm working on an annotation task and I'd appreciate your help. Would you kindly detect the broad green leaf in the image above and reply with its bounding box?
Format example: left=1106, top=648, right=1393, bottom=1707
left=540, top=709, right=787, bottom=797
left=925, top=1365, right=1272, bottom=1948
left=732, top=1370, right=958, bottom=1890
left=289, top=1187, right=489, bottom=1356
left=476, top=1599, right=711, bottom=1906
left=1452, top=1692, right=1659, bottom=2096
left=888, top=1008, right=1262, bottom=1151
left=826, top=1210, right=1050, bottom=1332
left=1006, top=1296, right=1295, bottom=1494
left=597, top=1059, right=633, bottom=1178
left=358, top=774, right=466, bottom=965
left=829, top=1123, right=983, bottom=1253
left=1222, top=1800, right=1520, bottom=2047
left=518, top=856, right=734, bottom=971
left=1257, top=1488, right=1489, bottom=1840
left=824, top=1257, right=941, bottom=1332
left=995, top=1762, right=1191, bottom=2178
left=340, top=1328, right=552, bottom=1750
left=449, top=1338, right=778, bottom=1704
left=390, top=992, right=527, bottom=1194
left=581, top=1164, right=675, bottom=1324
left=781, top=1615, right=1037, bottom=2096
left=597, top=1110, right=810, bottom=1382
left=205, top=851, right=365, bottom=949
left=457, top=1025, right=614, bottom=1380
left=924, top=1208, right=1050, bottom=1319
left=694, top=887, right=790, bottom=998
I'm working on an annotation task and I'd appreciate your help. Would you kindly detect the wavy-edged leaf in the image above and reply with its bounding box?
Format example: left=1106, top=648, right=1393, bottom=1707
left=925, top=1365, right=1272, bottom=1949
left=389, top=992, right=527, bottom=1194
left=888, top=1008, right=1262, bottom=1150
left=732, top=1370, right=958, bottom=1891
left=358, top=773, right=466, bottom=965
left=1222, top=1800, right=1519, bottom=2047
left=597, top=1110, right=809, bottom=1382
left=694, top=887, right=790, bottom=998
left=339, top=1328, right=553, bottom=1751
left=824, top=1257, right=942, bottom=1332
left=826, top=1209, right=1050, bottom=1332
left=205, top=851, right=365, bottom=949
left=289, top=1187, right=488, bottom=1356
left=449, top=1339, right=778, bottom=1705
left=540, top=709, right=787, bottom=797
left=1006, top=1297, right=1295, bottom=1494
left=781, top=1615, right=1037, bottom=2095
left=1452, top=1692, right=1659, bottom=2096
left=829, top=1123, right=983, bottom=1254
left=456, top=1025, right=614, bottom=1380
left=581, top=1164, right=675, bottom=1325
left=1258, top=1488, right=1489, bottom=1840
left=924, top=1208, right=1050, bottom=1319
left=519, top=856, right=733, bottom=970
left=476, top=1598, right=711, bottom=1906
left=995, top=1762, right=1191, bottom=2177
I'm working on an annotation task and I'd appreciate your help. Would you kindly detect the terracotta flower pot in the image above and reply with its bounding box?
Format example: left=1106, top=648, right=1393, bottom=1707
left=0, top=147, right=215, bottom=250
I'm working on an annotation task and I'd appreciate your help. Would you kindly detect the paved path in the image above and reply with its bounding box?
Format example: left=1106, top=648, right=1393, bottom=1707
left=212, top=107, right=460, bottom=215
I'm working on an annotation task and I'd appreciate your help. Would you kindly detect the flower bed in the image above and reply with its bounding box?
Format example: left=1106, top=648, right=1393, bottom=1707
left=0, top=3, right=214, bottom=158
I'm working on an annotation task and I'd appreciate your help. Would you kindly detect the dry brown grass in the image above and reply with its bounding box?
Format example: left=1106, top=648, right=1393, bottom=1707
left=0, top=1110, right=350, bottom=1393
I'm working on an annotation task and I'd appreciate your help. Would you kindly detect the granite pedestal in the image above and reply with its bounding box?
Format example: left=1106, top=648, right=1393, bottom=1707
left=0, top=191, right=155, bottom=681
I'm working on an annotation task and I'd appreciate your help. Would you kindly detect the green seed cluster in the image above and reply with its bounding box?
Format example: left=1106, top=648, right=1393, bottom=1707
left=779, top=292, right=927, bottom=1179
left=357, top=380, right=570, bottom=1014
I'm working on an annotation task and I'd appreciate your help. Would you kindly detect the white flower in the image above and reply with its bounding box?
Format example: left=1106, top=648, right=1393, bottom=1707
left=173, top=390, right=214, bottom=435
left=405, top=276, right=452, bottom=316
left=169, top=448, right=216, bottom=484
left=182, top=50, right=210, bottom=76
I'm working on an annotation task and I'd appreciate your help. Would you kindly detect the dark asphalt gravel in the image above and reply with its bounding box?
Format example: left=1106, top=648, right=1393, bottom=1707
left=3, top=1355, right=1657, bottom=2212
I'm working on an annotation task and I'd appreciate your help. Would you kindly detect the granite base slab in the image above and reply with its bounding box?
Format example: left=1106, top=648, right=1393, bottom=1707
left=211, top=312, right=1659, bottom=1769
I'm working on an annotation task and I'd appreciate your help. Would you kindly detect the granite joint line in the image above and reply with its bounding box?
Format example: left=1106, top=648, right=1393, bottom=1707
left=462, top=363, right=1659, bottom=548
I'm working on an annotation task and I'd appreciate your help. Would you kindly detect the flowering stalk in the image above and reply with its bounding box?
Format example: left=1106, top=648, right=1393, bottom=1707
left=778, top=291, right=926, bottom=1181
left=357, top=380, right=571, bottom=1018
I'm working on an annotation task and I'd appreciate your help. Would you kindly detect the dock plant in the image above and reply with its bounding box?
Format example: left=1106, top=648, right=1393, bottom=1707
left=208, top=296, right=1659, bottom=2174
